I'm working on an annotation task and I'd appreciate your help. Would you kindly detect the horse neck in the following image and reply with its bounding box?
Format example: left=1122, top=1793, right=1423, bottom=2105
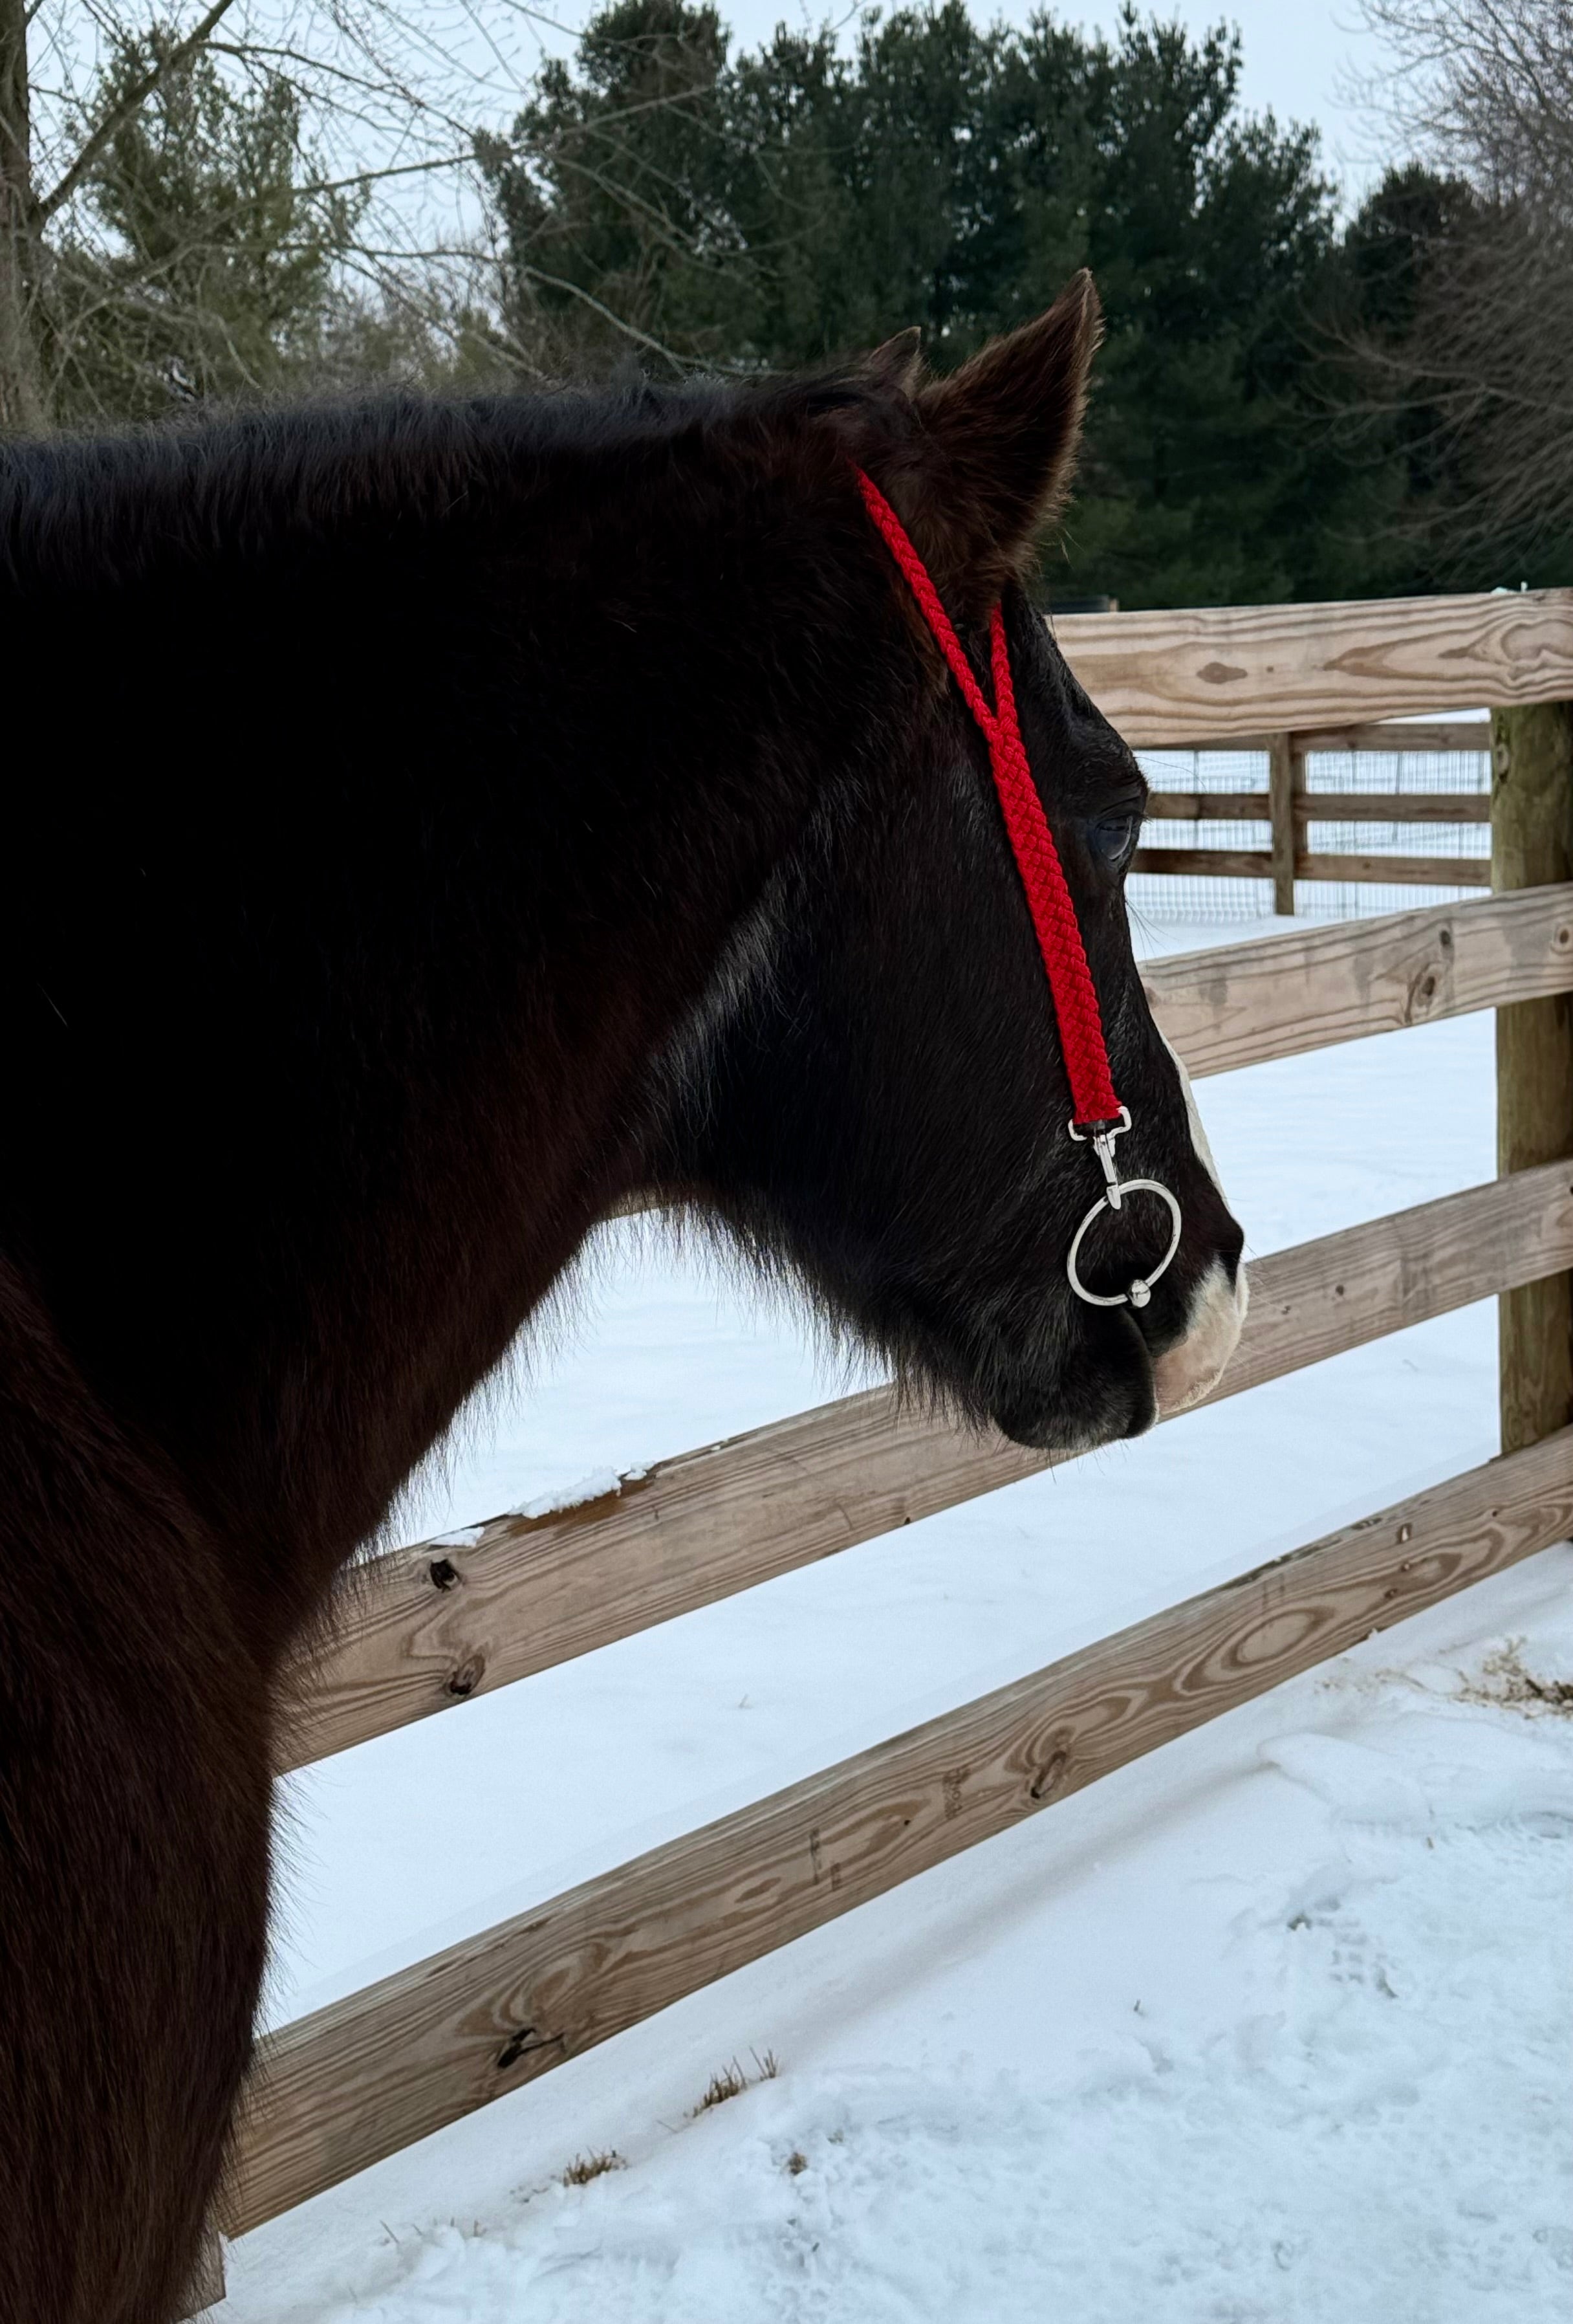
left=4, top=397, right=887, bottom=1657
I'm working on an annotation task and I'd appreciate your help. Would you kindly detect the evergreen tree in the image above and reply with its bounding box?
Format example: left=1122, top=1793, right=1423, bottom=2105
left=47, top=36, right=362, bottom=422
left=477, top=0, right=752, bottom=372
left=482, top=3, right=1376, bottom=606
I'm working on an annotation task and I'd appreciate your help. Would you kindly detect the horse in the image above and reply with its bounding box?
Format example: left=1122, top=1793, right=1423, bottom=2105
left=0, top=269, right=1244, bottom=2322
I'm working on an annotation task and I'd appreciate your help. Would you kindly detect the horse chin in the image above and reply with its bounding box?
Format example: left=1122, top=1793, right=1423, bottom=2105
left=986, top=1315, right=1158, bottom=1453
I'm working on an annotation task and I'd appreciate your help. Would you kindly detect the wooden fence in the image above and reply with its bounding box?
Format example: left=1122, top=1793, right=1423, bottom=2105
left=1059, top=587, right=1573, bottom=914
left=1132, top=716, right=1492, bottom=913
left=194, top=589, right=1573, bottom=2308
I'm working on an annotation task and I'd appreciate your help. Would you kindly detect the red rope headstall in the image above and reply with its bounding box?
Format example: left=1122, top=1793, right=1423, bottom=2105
left=855, top=467, right=1185, bottom=1313
left=853, top=467, right=1122, bottom=1132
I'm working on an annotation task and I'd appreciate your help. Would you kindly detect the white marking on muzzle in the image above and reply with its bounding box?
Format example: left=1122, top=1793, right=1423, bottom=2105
left=1151, top=1030, right=1248, bottom=1414
left=1152, top=1255, right=1248, bottom=1414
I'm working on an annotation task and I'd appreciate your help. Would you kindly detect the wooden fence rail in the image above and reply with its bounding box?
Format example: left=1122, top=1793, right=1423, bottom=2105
left=1138, top=720, right=1495, bottom=757
left=243, top=888, right=1570, bottom=2231
left=196, top=592, right=1573, bottom=2308
left=1053, top=590, right=1573, bottom=746
left=1136, top=886, right=1573, bottom=1074
left=279, top=1152, right=1573, bottom=1775
left=277, top=888, right=1573, bottom=1773
left=237, top=1422, right=1573, bottom=2230
left=1143, top=791, right=1492, bottom=825
left=1135, top=846, right=1492, bottom=892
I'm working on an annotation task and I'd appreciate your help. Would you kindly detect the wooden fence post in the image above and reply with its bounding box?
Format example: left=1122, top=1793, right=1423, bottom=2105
left=1493, top=699, right=1573, bottom=1452
left=1268, top=730, right=1299, bottom=915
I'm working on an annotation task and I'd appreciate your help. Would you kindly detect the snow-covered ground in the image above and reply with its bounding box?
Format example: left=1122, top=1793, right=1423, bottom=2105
left=225, top=912, right=1573, bottom=2323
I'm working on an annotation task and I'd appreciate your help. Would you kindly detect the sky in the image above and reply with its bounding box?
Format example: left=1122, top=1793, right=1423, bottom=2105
left=1065, top=1, right=1391, bottom=190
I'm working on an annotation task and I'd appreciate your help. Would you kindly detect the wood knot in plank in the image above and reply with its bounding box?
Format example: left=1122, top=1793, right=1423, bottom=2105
left=1028, top=1745, right=1072, bottom=1803
left=495, top=2024, right=560, bottom=2072
left=446, top=1654, right=486, bottom=1700
left=1404, top=963, right=1442, bottom=1021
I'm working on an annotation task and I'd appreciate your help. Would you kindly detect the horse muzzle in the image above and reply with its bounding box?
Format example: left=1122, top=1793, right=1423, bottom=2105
left=1150, top=1253, right=1249, bottom=1416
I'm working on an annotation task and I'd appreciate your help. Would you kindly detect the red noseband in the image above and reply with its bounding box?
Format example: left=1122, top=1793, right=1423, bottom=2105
left=855, top=467, right=1184, bottom=1313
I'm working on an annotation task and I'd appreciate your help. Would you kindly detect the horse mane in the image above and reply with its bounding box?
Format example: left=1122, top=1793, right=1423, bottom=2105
left=0, top=370, right=885, bottom=593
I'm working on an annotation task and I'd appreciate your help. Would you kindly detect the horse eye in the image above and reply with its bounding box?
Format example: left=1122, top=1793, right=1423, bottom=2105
left=1090, top=810, right=1142, bottom=871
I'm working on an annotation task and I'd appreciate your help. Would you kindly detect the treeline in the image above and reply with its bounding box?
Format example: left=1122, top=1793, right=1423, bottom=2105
left=6, top=1, right=1568, bottom=605
left=480, top=0, right=1554, bottom=606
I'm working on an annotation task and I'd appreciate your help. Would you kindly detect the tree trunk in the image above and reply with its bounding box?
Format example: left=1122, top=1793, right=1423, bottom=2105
left=0, top=0, right=47, bottom=433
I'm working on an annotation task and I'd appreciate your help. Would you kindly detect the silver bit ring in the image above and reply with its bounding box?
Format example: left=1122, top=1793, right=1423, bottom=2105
left=1067, top=1179, right=1182, bottom=1310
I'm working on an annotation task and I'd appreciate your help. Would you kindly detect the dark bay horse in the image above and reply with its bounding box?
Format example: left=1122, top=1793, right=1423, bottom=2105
left=0, top=271, right=1244, bottom=2321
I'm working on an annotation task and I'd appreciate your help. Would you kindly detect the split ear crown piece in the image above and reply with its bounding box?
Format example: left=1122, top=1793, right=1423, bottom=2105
left=852, top=459, right=1182, bottom=1313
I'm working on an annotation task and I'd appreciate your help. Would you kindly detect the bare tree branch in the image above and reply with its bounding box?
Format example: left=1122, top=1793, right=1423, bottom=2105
left=514, top=256, right=750, bottom=371
left=34, top=0, right=246, bottom=223
left=1345, top=0, right=1573, bottom=567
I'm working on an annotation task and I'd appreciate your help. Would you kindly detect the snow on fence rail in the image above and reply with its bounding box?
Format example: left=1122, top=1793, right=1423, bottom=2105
left=193, top=589, right=1573, bottom=2306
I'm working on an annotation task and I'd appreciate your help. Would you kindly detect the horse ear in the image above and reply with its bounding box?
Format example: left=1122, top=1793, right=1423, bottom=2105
left=860, top=325, right=925, bottom=397
left=865, top=273, right=1101, bottom=617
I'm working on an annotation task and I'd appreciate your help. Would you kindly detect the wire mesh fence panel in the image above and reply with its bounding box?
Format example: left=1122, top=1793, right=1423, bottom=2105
left=1128, top=741, right=1492, bottom=923
left=1128, top=749, right=1273, bottom=923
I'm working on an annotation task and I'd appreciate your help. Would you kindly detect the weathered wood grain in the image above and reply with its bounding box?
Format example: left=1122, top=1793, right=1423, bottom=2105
left=1147, top=720, right=1493, bottom=756
left=1268, top=730, right=1299, bottom=913
left=1493, top=703, right=1573, bottom=1453
left=1133, top=846, right=1274, bottom=879
left=1141, top=791, right=1270, bottom=821
left=1296, top=793, right=1492, bottom=826
left=276, top=1157, right=1573, bottom=1774
left=233, top=1425, right=1573, bottom=2234
left=1141, top=793, right=1491, bottom=827
left=1297, top=851, right=1492, bottom=888
left=1293, top=718, right=1493, bottom=756
left=1053, top=589, right=1573, bottom=747
left=1136, top=848, right=1490, bottom=887
left=1141, top=884, right=1573, bottom=1080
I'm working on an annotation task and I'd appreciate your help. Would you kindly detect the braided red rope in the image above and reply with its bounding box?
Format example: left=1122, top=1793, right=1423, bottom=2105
left=854, top=467, right=1123, bottom=1130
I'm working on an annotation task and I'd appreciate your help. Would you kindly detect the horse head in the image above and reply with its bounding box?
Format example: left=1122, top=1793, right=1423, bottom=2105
left=651, top=273, right=1246, bottom=1453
